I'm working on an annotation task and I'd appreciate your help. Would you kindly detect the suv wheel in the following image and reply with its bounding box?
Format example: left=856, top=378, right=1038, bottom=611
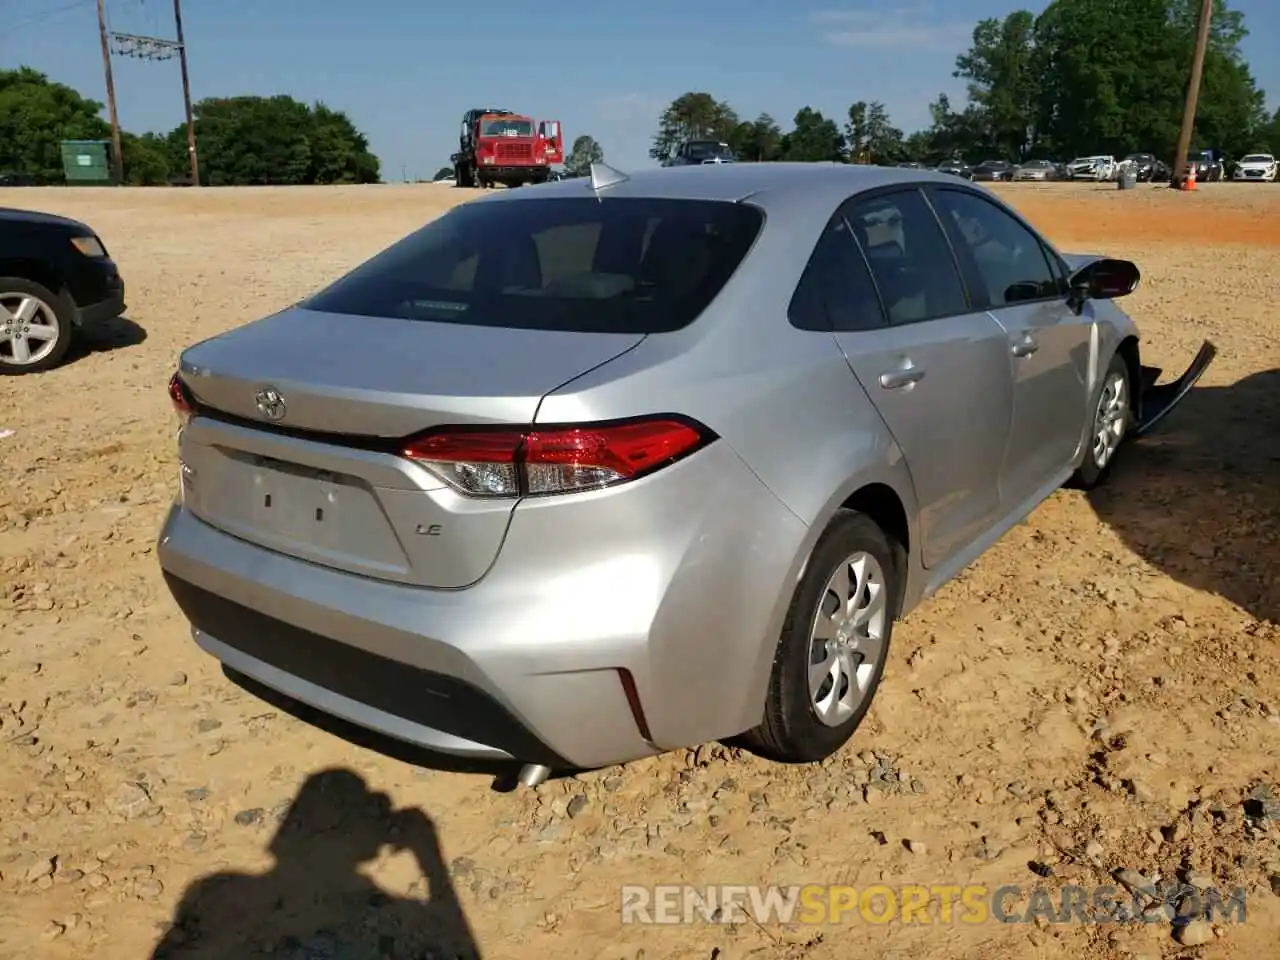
left=0, top=277, right=74, bottom=374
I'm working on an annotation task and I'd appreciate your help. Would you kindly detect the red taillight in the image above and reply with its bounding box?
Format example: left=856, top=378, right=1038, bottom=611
left=168, top=372, right=195, bottom=421
left=401, top=417, right=713, bottom=498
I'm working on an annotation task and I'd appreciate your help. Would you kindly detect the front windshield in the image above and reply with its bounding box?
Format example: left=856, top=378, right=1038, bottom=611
left=1187, top=152, right=1211, bottom=161
left=482, top=118, right=534, bottom=137
left=1124, top=154, right=1152, bottom=162
left=687, top=141, right=731, bottom=160
left=1241, top=155, right=1273, bottom=163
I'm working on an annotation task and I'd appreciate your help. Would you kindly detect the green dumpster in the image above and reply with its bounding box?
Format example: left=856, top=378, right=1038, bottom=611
left=60, top=140, right=115, bottom=186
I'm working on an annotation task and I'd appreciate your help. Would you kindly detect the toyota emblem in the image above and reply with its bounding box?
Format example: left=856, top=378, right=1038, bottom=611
left=255, top=386, right=286, bottom=422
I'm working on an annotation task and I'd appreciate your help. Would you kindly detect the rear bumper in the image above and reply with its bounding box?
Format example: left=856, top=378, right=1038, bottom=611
left=156, top=442, right=808, bottom=769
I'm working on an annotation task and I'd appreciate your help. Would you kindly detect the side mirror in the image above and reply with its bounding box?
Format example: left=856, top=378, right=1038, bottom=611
left=1067, top=257, right=1140, bottom=307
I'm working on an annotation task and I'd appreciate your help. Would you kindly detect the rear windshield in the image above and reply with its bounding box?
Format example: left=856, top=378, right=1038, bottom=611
left=304, top=197, right=764, bottom=334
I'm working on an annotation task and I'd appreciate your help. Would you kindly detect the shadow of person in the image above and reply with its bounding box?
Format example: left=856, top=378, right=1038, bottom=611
left=1087, top=368, right=1279, bottom=624
left=151, top=768, right=482, bottom=960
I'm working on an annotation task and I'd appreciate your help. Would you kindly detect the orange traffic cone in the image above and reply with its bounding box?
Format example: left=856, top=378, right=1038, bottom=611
left=1183, top=164, right=1197, bottom=191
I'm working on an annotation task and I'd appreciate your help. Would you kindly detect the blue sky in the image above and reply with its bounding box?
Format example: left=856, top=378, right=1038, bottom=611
left=4, top=0, right=1277, bottom=179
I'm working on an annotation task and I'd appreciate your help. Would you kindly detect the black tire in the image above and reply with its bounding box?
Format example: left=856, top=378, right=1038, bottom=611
left=1070, top=352, right=1132, bottom=490
left=0, top=276, right=74, bottom=375
left=743, top=510, right=900, bottom=763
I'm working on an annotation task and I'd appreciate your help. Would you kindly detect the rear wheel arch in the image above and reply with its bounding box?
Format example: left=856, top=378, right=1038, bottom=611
left=841, top=482, right=909, bottom=619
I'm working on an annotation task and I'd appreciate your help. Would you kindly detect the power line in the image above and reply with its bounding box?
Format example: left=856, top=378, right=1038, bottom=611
left=6, top=0, right=96, bottom=35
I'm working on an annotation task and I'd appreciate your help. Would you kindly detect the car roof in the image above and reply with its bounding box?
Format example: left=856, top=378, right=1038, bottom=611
left=470, top=162, right=968, bottom=207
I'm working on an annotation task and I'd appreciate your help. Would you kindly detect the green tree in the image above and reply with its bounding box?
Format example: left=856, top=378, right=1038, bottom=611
left=0, top=68, right=110, bottom=183
left=120, top=131, right=171, bottom=185
left=564, top=134, right=604, bottom=175
left=650, top=92, right=739, bottom=162
left=162, top=95, right=379, bottom=186
left=728, top=114, right=784, bottom=161
left=782, top=107, right=845, bottom=162
left=1030, top=0, right=1264, bottom=161
left=954, top=11, right=1040, bottom=159
left=845, top=101, right=904, bottom=164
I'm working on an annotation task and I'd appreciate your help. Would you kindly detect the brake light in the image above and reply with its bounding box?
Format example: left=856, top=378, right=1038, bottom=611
left=168, top=372, right=195, bottom=423
left=401, top=417, right=714, bottom=498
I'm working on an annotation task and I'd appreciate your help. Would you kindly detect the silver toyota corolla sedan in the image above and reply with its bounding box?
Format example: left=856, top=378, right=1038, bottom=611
left=157, top=162, right=1215, bottom=786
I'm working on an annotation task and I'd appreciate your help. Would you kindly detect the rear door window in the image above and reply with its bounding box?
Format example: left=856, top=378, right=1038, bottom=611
left=840, top=189, right=970, bottom=325
left=304, top=197, right=764, bottom=334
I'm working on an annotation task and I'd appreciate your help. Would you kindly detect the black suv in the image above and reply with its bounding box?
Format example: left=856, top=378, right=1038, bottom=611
left=1122, top=153, right=1170, bottom=182
left=1184, top=150, right=1224, bottom=182
left=663, top=140, right=736, bottom=166
left=1, top=208, right=127, bottom=373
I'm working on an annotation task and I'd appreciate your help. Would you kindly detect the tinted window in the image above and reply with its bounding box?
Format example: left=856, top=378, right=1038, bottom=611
left=788, top=216, right=886, bottom=333
left=305, top=198, right=764, bottom=334
left=932, top=190, right=1058, bottom=307
left=841, top=190, right=969, bottom=325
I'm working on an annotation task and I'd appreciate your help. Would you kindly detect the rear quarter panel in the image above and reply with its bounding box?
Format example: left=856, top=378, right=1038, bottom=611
left=534, top=190, right=923, bottom=737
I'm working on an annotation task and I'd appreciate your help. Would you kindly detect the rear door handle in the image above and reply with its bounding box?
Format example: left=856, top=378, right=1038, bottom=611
left=1011, top=335, right=1039, bottom=358
left=879, top=366, right=926, bottom=390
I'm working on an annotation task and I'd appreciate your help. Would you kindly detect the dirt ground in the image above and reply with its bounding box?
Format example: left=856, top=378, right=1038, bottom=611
left=0, top=180, right=1277, bottom=960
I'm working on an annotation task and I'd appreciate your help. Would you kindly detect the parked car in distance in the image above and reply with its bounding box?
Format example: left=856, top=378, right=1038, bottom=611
left=157, top=162, right=1215, bottom=785
left=936, top=159, right=974, bottom=180
left=1232, top=153, right=1277, bottom=182
left=1013, top=159, right=1058, bottom=181
left=663, top=140, right=736, bottom=166
left=0, top=172, right=36, bottom=187
left=1184, top=150, right=1224, bottom=182
left=1, top=207, right=127, bottom=373
left=971, top=160, right=1016, bottom=182
left=1067, top=156, right=1117, bottom=181
left=1121, top=153, right=1170, bottom=182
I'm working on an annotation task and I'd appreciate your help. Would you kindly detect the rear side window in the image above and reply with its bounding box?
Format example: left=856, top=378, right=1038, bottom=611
left=304, top=197, right=764, bottom=334
left=788, top=215, right=886, bottom=333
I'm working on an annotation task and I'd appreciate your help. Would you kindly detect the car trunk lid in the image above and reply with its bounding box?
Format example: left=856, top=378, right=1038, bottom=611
left=176, top=306, right=645, bottom=588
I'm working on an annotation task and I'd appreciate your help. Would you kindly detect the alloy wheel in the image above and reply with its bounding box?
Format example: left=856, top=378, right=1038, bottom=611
left=807, top=551, right=888, bottom=727
left=0, top=291, right=61, bottom=367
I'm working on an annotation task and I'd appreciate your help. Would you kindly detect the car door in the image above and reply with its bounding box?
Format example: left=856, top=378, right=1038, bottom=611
left=928, top=185, right=1091, bottom=507
left=826, top=187, right=1014, bottom=570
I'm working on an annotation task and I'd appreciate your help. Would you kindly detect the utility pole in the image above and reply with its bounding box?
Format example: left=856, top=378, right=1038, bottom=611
left=96, top=0, right=124, bottom=184
left=172, top=0, right=199, bottom=185
left=1172, top=0, right=1214, bottom=188
left=106, top=8, right=198, bottom=185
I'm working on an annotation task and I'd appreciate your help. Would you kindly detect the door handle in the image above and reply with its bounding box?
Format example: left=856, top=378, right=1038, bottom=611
left=1011, top=335, right=1039, bottom=358
left=879, top=366, right=926, bottom=390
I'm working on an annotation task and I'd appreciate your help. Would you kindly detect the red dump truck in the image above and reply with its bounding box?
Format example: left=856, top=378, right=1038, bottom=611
left=451, top=109, right=564, bottom=189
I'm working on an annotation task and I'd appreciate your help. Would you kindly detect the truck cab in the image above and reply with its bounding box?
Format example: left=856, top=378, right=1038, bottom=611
left=452, top=108, right=564, bottom=189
